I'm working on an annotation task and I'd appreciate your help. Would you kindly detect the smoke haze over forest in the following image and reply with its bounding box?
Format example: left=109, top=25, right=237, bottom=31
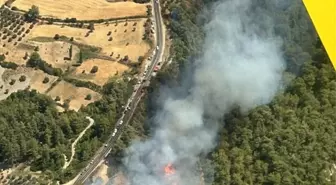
left=120, top=0, right=286, bottom=184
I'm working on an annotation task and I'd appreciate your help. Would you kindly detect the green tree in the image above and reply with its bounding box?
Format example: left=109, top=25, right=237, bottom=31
left=78, top=50, right=83, bottom=64
left=85, top=94, right=92, bottom=100
left=90, top=66, right=98, bottom=73
left=24, top=5, right=39, bottom=22
left=19, top=75, right=26, bottom=82
left=0, top=54, right=5, bottom=61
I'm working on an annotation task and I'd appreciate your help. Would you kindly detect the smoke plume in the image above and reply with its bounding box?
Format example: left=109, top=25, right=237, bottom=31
left=122, top=0, right=285, bottom=184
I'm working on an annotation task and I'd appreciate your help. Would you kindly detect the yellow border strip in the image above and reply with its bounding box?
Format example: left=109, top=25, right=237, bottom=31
left=303, top=0, right=336, bottom=70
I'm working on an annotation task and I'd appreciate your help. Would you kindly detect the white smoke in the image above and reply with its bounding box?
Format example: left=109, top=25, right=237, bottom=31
left=122, top=0, right=285, bottom=184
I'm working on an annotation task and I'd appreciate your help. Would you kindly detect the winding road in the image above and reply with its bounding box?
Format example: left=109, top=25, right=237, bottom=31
left=63, top=117, right=94, bottom=169
left=72, top=0, right=164, bottom=184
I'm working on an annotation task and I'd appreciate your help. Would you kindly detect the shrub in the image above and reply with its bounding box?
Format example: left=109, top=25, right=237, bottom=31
left=4, top=89, right=8, bottom=94
left=0, top=61, right=18, bottom=70
left=42, top=77, right=49, bottom=83
left=55, top=96, right=60, bottom=101
left=24, top=5, right=39, bottom=22
left=88, top=23, right=95, bottom=31
left=0, top=54, right=5, bottom=61
left=19, top=75, right=26, bottom=82
left=9, top=79, right=16, bottom=85
left=85, top=94, right=92, bottom=100
left=90, top=66, right=98, bottom=73
left=11, top=6, right=18, bottom=11
left=54, top=34, right=60, bottom=40
left=138, top=56, right=144, bottom=63
left=63, top=99, right=70, bottom=110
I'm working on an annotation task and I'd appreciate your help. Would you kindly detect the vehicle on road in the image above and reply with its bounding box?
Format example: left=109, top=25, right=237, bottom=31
left=156, top=46, right=159, bottom=50
left=104, top=144, right=107, bottom=147
left=119, top=120, right=123, bottom=125
left=154, top=66, right=160, bottom=72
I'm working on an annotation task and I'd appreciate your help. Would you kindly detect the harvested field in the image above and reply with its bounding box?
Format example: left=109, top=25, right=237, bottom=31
left=12, top=0, right=147, bottom=20
left=33, top=41, right=80, bottom=69
left=29, top=19, right=150, bottom=62
left=0, top=67, right=58, bottom=100
left=47, top=80, right=101, bottom=111
left=2, top=41, right=80, bottom=70
left=73, top=59, right=129, bottom=86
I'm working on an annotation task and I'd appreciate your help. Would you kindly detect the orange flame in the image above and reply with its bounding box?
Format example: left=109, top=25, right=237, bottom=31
left=164, top=163, right=176, bottom=176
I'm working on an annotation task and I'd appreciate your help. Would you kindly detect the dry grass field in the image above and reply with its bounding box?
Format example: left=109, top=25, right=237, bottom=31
left=73, top=58, right=130, bottom=86
left=47, top=80, right=102, bottom=111
left=29, top=19, right=150, bottom=62
left=3, top=41, right=80, bottom=70
left=0, top=66, right=100, bottom=111
left=12, top=0, right=148, bottom=20
left=33, top=41, right=80, bottom=69
left=0, top=67, right=58, bottom=100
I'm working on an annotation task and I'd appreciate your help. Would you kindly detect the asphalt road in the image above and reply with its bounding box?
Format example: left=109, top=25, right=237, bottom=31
left=73, top=1, right=164, bottom=184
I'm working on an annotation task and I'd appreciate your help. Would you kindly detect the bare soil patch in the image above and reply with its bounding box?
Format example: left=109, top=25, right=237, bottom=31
left=29, top=19, right=150, bottom=62
left=46, top=80, right=101, bottom=111
left=92, top=163, right=110, bottom=185
left=12, top=0, right=148, bottom=20
left=73, top=59, right=129, bottom=86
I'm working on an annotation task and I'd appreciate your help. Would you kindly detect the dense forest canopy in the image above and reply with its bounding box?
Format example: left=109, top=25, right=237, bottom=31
left=135, top=0, right=336, bottom=185
left=0, top=77, right=133, bottom=182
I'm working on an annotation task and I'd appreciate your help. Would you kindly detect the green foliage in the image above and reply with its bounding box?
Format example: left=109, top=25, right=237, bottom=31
left=0, top=61, right=18, bottom=70
left=19, top=75, right=26, bottom=82
left=138, top=56, right=144, bottom=63
left=55, top=96, right=61, bottom=102
left=24, top=5, right=39, bottom=22
left=85, top=94, right=92, bottom=100
left=26, top=52, right=63, bottom=76
left=42, top=77, right=49, bottom=84
left=63, top=77, right=102, bottom=92
left=54, top=34, right=60, bottom=40
left=90, top=66, right=98, bottom=73
left=0, top=90, right=88, bottom=170
left=0, top=54, right=5, bottom=61
left=211, top=60, right=336, bottom=185
left=78, top=50, right=83, bottom=64
left=134, top=0, right=150, bottom=3
left=206, top=1, right=336, bottom=185
left=9, top=79, right=16, bottom=85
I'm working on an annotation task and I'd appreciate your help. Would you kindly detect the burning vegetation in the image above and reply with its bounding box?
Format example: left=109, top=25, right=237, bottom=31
left=163, top=163, right=178, bottom=185
left=164, top=163, right=176, bottom=176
